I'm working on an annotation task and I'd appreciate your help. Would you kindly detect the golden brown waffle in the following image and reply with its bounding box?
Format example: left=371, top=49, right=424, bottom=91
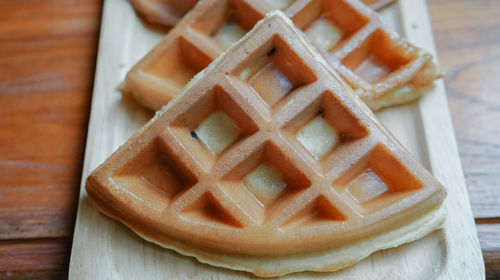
left=129, top=0, right=197, bottom=26
left=89, top=11, right=446, bottom=277
left=361, top=0, right=395, bottom=10
left=125, top=0, right=437, bottom=111
left=129, top=0, right=395, bottom=27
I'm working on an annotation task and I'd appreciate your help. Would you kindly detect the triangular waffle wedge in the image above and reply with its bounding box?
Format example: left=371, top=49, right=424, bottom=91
left=129, top=0, right=395, bottom=27
left=88, top=11, right=446, bottom=277
left=125, top=0, right=438, bottom=111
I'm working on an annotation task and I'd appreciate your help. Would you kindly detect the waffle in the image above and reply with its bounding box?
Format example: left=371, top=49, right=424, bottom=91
left=129, top=0, right=395, bottom=27
left=89, top=11, right=446, bottom=277
left=129, top=0, right=197, bottom=27
left=361, top=0, right=395, bottom=10
left=124, top=0, right=437, bottom=111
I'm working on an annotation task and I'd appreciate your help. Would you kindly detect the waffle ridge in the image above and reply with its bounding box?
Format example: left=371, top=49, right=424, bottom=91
left=129, top=0, right=395, bottom=27
left=89, top=11, right=446, bottom=277
left=125, top=0, right=438, bottom=111
left=129, top=0, right=198, bottom=27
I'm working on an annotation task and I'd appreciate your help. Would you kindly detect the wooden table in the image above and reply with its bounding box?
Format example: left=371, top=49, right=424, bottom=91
left=0, top=0, right=498, bottom=279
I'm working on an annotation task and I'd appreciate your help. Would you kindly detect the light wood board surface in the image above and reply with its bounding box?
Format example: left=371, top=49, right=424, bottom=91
left=68, top=0, right=485, bottom=278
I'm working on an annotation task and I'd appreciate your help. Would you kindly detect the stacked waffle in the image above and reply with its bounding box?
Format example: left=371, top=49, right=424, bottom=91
left=130, top=0, right=395, bottom=26
left=87, top=6, right=446, bottom=277
left=124, top=0, right=438, bottom=111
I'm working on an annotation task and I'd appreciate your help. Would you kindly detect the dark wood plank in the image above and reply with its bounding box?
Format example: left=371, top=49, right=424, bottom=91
left=0, top=0, right=102, bottom=278
left=428, top=0, right=500, bottom=277
left=428, top=0, right=500, bottom=218
left=0, top=238, right=67, bottom=280
left=0, top=90, right=89, bottom=239
left=477, top=222, right=500, bottom=279
left=0, top=0, right=101, bottom=239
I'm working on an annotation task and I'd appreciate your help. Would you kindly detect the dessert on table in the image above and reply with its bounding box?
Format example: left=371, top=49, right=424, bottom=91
left=87, top=11, right=446, bottom=277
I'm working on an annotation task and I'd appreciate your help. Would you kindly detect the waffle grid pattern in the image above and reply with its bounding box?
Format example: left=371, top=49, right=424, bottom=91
left=130, top=0, right=394, bottom=28
left=93, top=14, right=445, bottom=256
left=126, top=0, right=435, bottom=111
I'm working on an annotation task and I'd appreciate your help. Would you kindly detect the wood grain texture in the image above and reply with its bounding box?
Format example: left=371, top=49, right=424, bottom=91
left=477, top=222, right=500, bottom=279
left=427, top=2, right=500, bottom=277
left=427, top=0, right=500, bottom=219
left=0, top=0, right=498, bottom=278
left=0, top=0, right=101, bottom=238
left=0, top=0, right=102, bottom=277
left=0, top=238, right=68, bottom=280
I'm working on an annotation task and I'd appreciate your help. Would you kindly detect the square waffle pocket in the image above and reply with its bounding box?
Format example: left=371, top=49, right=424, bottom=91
left=124, top=0, right=439, bottom=111
left=88, top=11, right=446, bottom=277
left=129, top=0, right=198, bottom=27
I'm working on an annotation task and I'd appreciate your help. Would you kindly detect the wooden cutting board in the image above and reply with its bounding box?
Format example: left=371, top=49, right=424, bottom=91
left=68, top=0, right=485, bottom=278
